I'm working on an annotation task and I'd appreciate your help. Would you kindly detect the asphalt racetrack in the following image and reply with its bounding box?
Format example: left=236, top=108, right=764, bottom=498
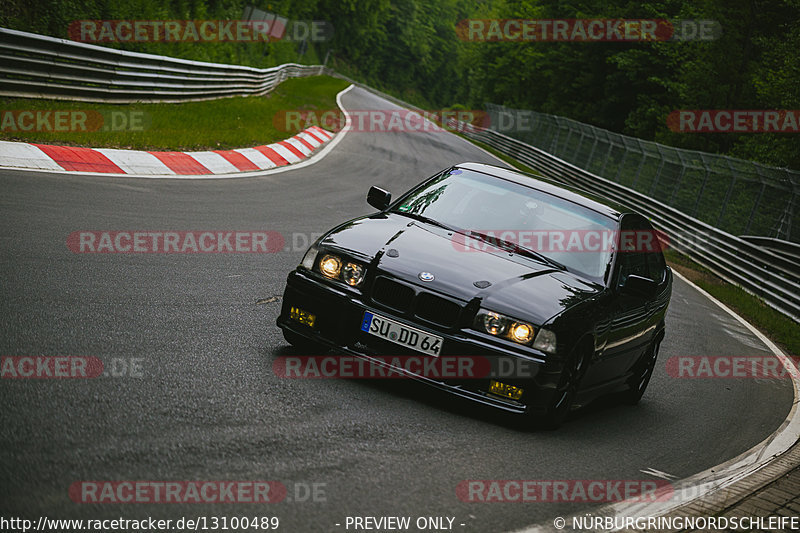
left=0, top=86, right=794, bottom=532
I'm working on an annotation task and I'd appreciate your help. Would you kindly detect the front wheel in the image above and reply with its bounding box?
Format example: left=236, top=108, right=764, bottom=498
left=541, top=345, right=590, bottom=429
left=622, top=338, right=661, bottom=405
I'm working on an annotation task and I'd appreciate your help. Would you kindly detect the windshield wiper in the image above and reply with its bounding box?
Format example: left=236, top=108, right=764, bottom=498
left=467, top=230, right=567, bottom=271
left=389, top=213, right=567, bottom=271
left=391, top=210, right=460, bottom=233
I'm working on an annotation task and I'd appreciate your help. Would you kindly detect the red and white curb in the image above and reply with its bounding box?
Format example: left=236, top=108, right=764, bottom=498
left=0, top=125, right=334, bottom=177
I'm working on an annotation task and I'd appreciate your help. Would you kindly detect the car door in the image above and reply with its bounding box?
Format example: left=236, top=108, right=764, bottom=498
left=599, top=215, right=658, bottom=382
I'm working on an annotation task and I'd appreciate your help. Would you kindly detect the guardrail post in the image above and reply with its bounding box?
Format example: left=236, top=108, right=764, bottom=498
left=773, top=191, right=795, bottom=241
left=715, top=160, right=738, bottom=227
left=692, top=166, right=711, bottom=218
left=562, top=123, right=573, bottom=160
left=631, top=144, right=647, bottom=189
left=586, top=135, right=599, bottom=169
left=549, top=120, right=561, bottom=154
left=598, top=134, right=614, bottom=177
left=670, top=151, right=688, bottom=204
left=613, top=147, right=629, bottom=183
left=745, top=181, right=767, bottom=235
left=648, top=144, right=666, bottom=196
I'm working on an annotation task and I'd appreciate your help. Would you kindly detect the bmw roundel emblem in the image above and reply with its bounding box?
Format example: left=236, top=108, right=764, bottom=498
left=418, top=272, right=435, bottom=282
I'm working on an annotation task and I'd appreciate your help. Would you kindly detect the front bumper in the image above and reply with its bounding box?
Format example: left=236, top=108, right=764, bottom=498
left=276, top=269, right=564, bottom=416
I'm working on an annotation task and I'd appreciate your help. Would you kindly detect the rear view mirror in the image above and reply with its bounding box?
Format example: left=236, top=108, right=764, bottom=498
left=622, top=274, right=657, bottom=297
left=367, top=186, right=391, bottom=210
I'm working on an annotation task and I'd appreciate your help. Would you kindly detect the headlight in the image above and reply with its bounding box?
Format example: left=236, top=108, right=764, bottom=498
left=314, top=253, right=366, bottom=288
left=319, top=254, right=342, bottom=279
left=342, top=262, right=365, bottom=286
left=532, top=328, right=557, bottom=354
left=474, top=310, right=535, bottom=346
left=509, top=322, right=534, bottom=344
left=483, top=312, right=507, bottom=335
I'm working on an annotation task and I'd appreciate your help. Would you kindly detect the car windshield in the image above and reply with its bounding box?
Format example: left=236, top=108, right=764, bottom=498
left=391, top=168, right=618, bottom=280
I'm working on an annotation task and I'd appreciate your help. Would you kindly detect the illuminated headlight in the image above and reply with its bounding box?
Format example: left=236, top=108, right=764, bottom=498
left=532, top=328, right=557, bottom=354
left=342, top=262, right=365, bottom=286
left=319, top=254, right=342, bottom=279
left=315, top=253, right=366, bottom=288
left=300, top=245, right=319, bottom=270
left=510, top=322, right=534, bottom=344
left=474, top=310, right=536, bottom=346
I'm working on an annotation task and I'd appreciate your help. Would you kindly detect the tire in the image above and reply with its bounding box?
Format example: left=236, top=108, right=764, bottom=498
left=282, top=329, right=328, bottom=354
left=541, top=343, right=590, bottom=429
left=622, top=337, right=661, bottom=405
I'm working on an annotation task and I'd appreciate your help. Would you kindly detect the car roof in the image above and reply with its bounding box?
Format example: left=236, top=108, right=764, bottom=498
left=456, top=162, right=623, bottom=220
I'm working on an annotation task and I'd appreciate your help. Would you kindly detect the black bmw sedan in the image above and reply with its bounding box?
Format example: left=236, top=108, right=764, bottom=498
left=277, top=162, right=672, bottom=428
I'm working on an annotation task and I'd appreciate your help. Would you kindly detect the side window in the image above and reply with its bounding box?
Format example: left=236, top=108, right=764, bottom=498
left=639, top=218, right=666, bottom=284
left=616, top=214, right=663, bottom=288
left=617, top=250, right=649, bottom=288
left=646, top=249, right=667, bottom=284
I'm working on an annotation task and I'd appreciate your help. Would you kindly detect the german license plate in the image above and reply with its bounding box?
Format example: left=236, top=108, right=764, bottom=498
left=361, top=311, right=443, bottom=357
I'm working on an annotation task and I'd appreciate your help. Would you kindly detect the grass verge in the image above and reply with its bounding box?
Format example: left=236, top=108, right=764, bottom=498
left=664, top=250, right=799, bottom=356
left=0, top=75, right=350, bottom=151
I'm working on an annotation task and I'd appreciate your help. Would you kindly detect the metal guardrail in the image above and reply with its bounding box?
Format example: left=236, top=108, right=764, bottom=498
left=0, top=27, right=325, bottom=103
left=0, top=28, right=796, bottom=322
left=485, top=104, right=800, bottom=245
left=740, top=236, right=800, bottom=264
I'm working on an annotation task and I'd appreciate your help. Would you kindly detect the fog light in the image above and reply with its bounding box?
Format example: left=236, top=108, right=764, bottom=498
left=489, top=380, right=524, bottom=400
left=510, top=322, right=534, bottom=344
left=290, top=306, right=316, bottom=328
left=319, top=255, right=342, bottom=279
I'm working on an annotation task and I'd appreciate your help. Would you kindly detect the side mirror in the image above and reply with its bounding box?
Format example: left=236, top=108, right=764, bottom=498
left=367, top=186, right=391, bottom=210
left=621, top=274, right=657, bottom=297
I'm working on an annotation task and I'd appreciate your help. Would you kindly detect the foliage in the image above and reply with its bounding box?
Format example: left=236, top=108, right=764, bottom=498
left=2, top=0, right=799, bottom=168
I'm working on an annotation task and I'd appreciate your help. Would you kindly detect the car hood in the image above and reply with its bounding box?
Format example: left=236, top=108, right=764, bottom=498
left=320, top=213, right=603, bottom=324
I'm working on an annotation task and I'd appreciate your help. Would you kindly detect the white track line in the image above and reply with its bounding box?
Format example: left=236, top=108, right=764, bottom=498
left=513, top=270, right=799, bottom=533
